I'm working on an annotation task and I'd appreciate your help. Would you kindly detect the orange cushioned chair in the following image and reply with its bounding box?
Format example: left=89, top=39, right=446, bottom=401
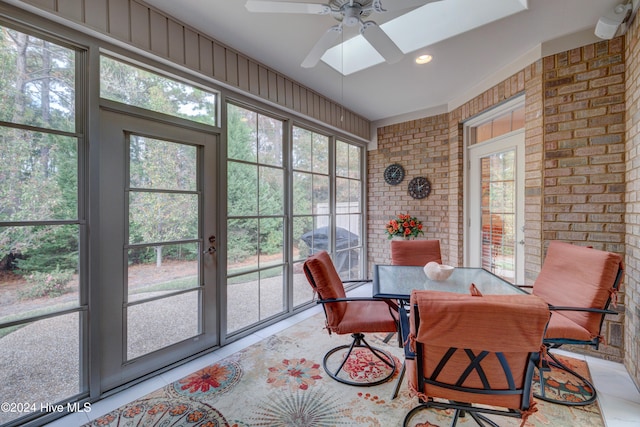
left=403, top=290, right=549, bottom=427
left=391, top=239, right=442, bottom=266
left=388, top=238, right=443, bottom=397
left=303, top=250, right=398, bottom=386
left=525, top=241, right=624, bottom=406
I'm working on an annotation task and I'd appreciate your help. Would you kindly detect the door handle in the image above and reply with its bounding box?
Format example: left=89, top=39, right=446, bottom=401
left=203, top=235, right=216, bottom=254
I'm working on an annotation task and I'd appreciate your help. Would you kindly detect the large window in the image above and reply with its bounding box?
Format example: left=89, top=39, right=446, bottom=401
left=0, top=26, right=84, bottom=425
left=100, top=56, right=217, bottom=126
left=292, top=126, right=330, bottom=306
left=335, top=140, right=363, bottom=280
left=227, top=103, right=285, bottom=333
left=227, top=108, right=366, bottom=331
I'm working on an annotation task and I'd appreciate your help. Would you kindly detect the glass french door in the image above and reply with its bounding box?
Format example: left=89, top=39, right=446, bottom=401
left=468, top=132, right=524, bottom=284
left=98, top=109, right=218, bottom=392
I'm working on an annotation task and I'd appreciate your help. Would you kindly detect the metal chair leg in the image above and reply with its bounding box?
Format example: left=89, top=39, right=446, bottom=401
left=535, top=351, right=597, bottom=406
left=391, top=361, right=406, bottom=399
left=323, top=333, right=396, bottom=387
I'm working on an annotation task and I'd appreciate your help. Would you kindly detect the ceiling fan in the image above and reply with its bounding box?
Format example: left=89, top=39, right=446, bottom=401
left=245, top=0, right=442, bottom=68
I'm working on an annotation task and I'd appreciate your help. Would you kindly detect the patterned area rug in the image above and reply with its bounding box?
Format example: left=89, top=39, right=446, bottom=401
left=83, top=313, right=604, bottom=427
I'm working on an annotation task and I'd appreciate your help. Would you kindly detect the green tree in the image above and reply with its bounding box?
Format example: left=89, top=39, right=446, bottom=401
left=227, top=105, right=284, bottom=264
left=0, top=27, right=78, bottom=274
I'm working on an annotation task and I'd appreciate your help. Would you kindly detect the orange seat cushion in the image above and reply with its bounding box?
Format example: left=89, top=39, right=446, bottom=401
left=545, top=311, right=593, bottom=342
left=333, top=300, right=397, bottom=335
left=391, top=239, right=442, bottom=266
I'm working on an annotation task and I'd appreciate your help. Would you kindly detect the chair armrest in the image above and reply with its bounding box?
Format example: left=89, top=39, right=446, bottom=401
left=316, top=296, right=392, bottom=304
left=342, top=279, right=372, bottom=284
left=515, top=284, right=533, bottom=294
left=549, top=305, right=618, bottom=316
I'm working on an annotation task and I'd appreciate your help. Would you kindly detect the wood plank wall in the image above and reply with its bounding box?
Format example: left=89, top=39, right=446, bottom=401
left=19, top=0, right=371, bottom=140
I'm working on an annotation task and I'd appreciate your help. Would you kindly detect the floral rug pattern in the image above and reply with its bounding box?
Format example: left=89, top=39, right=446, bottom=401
left=83, top=314, right=604, bottom=427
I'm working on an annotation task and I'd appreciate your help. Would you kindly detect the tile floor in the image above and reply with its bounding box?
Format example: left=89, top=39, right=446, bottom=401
left=45, top=284, right=640, bottom=427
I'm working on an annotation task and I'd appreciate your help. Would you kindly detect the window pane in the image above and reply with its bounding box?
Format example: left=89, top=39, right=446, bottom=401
left=259, top=217, right=283, bottom=268
left=350, top=180, right=361, bottom=212
left=293, top=263, right=313, bottom=307
left=313, top=175, right=330, bottom=214
left=259, top=166, right=284, bottom=215
left=228, top=104, right=257, bottom=162
left=227, top=218, right=258, bottom=270
left=100, top=56, right=216, bottom=126
left=0, top=314, right=80, bottom=425
left=259, top=267, right=284, bottom=320
left=336, top=177, right=350, bottom=205
left=0, top=128, right=77, bottom=222
left=293, top=171, right=312, bottom=215
left=292, top=127, right=312, bottom=171
left=293, top=216, right=314, bottom=260
left=492, top=112, right=512, bottom=137
left=227, top=267, right=288, bottom=333
left=258, top=114, right=283, bottom=167
left=312, top=133, right=329, bottom=174
left=227, top=271, right=259, bottom=332
left=128, top=243, right=199, bottom=300
left=0, top=224, right=79, bottom=323
left=129, top=192, right=197, bottom=244
left=0, top=29, right=75, bottom=132
left=228, top=162, right=258, bottom=216
left=512, top=106, right=525, bottom=130
left=476, top=122, right=492, bottom=143
left=336, top=140, right=349, bottom=177
left=348, top=144, right=361, bottom=179
left=127, top=291, right=200, bottom=360
left=130, top=136, right=197, bottom=191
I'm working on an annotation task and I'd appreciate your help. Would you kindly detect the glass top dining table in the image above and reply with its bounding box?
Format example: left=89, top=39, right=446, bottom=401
left=372, top=265, right=524, bottom=301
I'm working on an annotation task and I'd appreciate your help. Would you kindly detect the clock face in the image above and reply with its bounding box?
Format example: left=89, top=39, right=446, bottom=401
left=384, top=163, right=405, bottom=185
left=408, top=176, right=431, bottom=199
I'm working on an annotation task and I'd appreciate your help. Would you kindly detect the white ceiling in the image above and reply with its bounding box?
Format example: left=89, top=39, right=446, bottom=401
left=143, top=0, right=624, bottom=124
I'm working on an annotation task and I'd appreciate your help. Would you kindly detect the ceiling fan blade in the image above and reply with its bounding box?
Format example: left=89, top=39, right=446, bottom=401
left=301, top=24, right=342, bottom=68
left=361, top=21, right=403, bottom=64
left=375, top=0, right=443, bottom=12
left=245, top=1, right=331, bottom=14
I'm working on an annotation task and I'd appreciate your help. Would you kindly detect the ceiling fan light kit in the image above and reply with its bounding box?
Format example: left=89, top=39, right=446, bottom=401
left=245, top=0, right=442, bottom=68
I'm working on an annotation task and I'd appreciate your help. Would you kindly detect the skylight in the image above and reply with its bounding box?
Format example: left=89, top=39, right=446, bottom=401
left=322, top=0, right=529, bottom=75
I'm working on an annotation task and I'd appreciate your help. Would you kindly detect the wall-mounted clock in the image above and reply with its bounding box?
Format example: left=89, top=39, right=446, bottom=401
left=408, top=176, right=431, bottom=199
left=384, top=163, right=405, bottom=185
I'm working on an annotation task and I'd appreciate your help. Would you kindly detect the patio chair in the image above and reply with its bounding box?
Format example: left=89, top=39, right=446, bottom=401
left=523, top=240, right=624, bottom=406
left=403, top=290, right=549, bottom=427
left=389, top=238, right=443, bottom=396
left=391, top=239, right=442, bottom=266
left=303, top=250, right=398, bottom=386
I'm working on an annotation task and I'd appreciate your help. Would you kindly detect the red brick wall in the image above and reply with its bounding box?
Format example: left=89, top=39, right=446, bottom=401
left=625, top=13, right=640, bottom=388
left=368, top=38, right=627, bottom=364
left=541, top=40, right=626, bottom=361
left=368, top=114, right=450, bottom=266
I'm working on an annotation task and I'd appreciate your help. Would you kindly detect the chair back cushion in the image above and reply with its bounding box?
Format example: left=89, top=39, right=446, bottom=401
left=408, top=290, right=549, bottom=409
left=533, top=241, right=623, bottom=337
left=303, top=251, right=347, bottom=327
left=390, top=239, right=442, bottom=266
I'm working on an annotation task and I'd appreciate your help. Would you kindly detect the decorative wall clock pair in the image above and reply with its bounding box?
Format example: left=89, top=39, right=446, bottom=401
left=383, top=163, right=431, bottom=199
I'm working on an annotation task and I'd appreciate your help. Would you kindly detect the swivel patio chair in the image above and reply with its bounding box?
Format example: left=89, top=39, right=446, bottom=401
left=403, top=290, right=549, bottom=427
left=523, top=241, right=624, bottom=406
left=390, top=239, right=442, bottom=266
left=303, top=250, right=398, bottom=386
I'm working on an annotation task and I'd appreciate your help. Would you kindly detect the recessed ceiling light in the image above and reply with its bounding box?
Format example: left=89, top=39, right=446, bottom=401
left=416, top=54, right=433, bottom=65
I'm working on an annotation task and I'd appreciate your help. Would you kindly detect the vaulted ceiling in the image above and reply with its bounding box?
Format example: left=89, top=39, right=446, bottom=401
left=144, top=0, right=627, bottom=125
